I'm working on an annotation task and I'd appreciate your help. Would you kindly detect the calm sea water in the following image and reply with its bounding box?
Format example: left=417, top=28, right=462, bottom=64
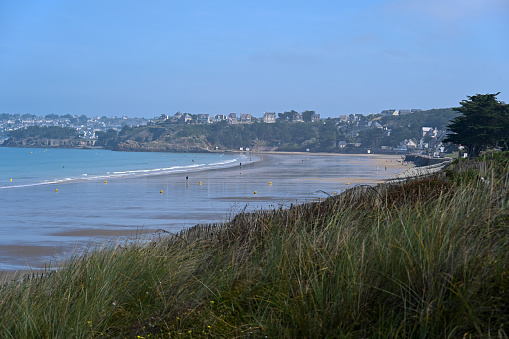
left=0, top=147, right=402, bottom=271
left=0, top=147, right=242, bottom=189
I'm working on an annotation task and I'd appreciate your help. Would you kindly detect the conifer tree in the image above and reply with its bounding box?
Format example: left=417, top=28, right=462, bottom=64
left=445, top=93, right=509, bottom=157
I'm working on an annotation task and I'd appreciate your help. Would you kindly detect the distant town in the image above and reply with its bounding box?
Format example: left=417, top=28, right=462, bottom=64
left=0, top=109, right=423, bottom=140
left=1, top=108, right=451, bottom=155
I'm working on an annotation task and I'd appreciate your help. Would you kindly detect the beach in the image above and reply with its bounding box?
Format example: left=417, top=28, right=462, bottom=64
left=0, top=151, right=409, bottom=274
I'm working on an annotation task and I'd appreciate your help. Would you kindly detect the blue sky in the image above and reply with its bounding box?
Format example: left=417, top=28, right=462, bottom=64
left=1, top=0, right=508, bottom=118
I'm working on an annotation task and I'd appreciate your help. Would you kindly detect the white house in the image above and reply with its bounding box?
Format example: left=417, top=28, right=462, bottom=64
left=263, top=112, right=276, bottom=123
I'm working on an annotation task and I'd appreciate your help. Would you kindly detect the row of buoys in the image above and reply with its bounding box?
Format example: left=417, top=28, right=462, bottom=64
left=51, top=182, right=347, bottom=196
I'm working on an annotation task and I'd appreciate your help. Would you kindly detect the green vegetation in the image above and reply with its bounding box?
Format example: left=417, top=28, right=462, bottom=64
left=445, top=93, right=509, bottom=157
left=1, top=152, right=508, bottom=337
left=98, top=107, right=458, bottom=152
left=4, top=106, right=461, bottom=152
left=380, top=108, right=458, bottom=131
left=100, top=120, right=343, bottom=152
left=7, top=126, right=79, bottom=140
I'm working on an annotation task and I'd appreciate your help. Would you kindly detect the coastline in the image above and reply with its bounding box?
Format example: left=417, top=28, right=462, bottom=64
left=1, top=152, right=409, bottom=278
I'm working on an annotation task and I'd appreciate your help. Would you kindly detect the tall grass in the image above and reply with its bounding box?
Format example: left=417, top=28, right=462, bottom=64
left=1, top=153, right=508, bottom=338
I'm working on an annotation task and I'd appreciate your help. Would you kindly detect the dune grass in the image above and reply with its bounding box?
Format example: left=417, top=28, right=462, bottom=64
left=0, top=152, right=508, bottom=338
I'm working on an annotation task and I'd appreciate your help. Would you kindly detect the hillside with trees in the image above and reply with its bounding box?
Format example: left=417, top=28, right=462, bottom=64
left=3, top=107, right=460, bottom=153
left=94, top=120, right=342, bottom=153
left=2, top=126, right=95, bottom=148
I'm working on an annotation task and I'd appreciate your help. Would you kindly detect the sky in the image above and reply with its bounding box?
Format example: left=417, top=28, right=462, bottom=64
left=1, top=0, right=508, bottom=118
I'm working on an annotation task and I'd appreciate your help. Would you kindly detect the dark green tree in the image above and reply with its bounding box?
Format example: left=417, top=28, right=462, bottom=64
left=277, top=110, right=298, bottom=122
left=79, top=114, right=88, bottom=124
left=357, top=128, right=386, bottom=149
left=95, top=129, right=119, bottom=147
left=45, top=113, right=60, bottom=120
left=302, top=110, right=315, bottom=122
left=445, top=93, right=509, bottom=157
left=8, top=126, right=78, bottom=139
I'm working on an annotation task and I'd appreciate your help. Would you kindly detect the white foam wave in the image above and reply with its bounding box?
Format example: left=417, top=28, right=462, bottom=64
left=0, top=155, right=258, bottom=190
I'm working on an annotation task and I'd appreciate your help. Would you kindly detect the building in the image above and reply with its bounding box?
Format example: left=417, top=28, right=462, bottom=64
left=339, top=115, right=349, bottom=122
left=381, top=109, right=399, bottom=116
left=239, top=113, right=252, bottom=124
left=422, top=127, right=433, bottom=137
left=197, top=114, right=210, bottom=124
left=173, top=112, right=183, bottom=120
left=263, top=112, right=276, bottom=123
left=228, top=113, right=237, bottom=124
left=292, top=112, right=303, bottom=122
left=181, top=113, right=193, bottom=123
left=367, top=121, right=383, bottom=129
left=310, top=113, right=320, bottom=122
left=213, top=114, right=227, bottom=123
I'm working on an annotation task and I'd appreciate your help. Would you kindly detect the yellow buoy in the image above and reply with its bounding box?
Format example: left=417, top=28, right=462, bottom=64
left=199, top=181, right=202, bottom=185
left=254, top=191, right=257, bottom=194
left=104, top=181, right=107, bottom=184
left=160, top=190, right=163, bottom=194
left=10, top=178, right=12, bottom=182
left=55, top=189, right=58, bottom=192
left=269, top=182, right=272, bottom=185
left=334, top=192, right=337, bottom=195
left=347, top=183, right=350, bottom=185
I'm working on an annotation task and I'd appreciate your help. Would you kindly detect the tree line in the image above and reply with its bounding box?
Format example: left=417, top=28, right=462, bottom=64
left=6, top=126, right=79, bottom=140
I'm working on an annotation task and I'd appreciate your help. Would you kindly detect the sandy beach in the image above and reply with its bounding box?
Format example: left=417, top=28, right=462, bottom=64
left=0, top=152, right=409, bottom=277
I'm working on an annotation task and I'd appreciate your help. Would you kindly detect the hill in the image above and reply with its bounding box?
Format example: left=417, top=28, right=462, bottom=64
left=2, top=108, right=459, bottom=152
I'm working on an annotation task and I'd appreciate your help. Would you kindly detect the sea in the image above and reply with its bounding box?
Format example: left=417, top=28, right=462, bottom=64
left=0, top=147, right=403, bottom=271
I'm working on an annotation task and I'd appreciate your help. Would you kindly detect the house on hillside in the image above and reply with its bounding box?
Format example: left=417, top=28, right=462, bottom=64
left=367, top=121, right=383, bottom=129
left=381, top=109, right=399, bottom=116
left=197, top=114, right=210, bottom=124
left=228, top=113, right=237, bottom=124
left=239, top=113, right=252, bottom=124
left=157, top=114, right=169, bottom=121
left=292, top=112, right=303, bottom=122
left=422, top=127, right=433, bottom=137
left=214, top=114, right=227, bottom=123
left=180, top=113, right=193, bottom=123
left=263, top=112, right=276, bottom=123
left=310, top=113, right=320, bottom=122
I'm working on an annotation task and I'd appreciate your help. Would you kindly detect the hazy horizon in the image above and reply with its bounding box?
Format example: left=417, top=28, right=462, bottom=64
left=1, top=1, right=508, bottom=118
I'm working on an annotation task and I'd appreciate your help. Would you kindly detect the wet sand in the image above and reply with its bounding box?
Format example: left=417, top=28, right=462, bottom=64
left=0, top=152, right=409, bottom=276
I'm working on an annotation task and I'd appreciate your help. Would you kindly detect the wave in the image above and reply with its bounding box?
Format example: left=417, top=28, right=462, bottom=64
left=0, top=154, right=254, bottom=190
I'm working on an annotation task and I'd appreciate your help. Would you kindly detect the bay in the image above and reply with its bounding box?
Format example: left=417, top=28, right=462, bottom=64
left=0, top=147, right=407, bottom=271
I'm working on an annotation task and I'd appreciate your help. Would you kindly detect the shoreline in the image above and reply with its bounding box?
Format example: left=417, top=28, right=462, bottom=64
left=0, top=152, right=410, bottom=279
